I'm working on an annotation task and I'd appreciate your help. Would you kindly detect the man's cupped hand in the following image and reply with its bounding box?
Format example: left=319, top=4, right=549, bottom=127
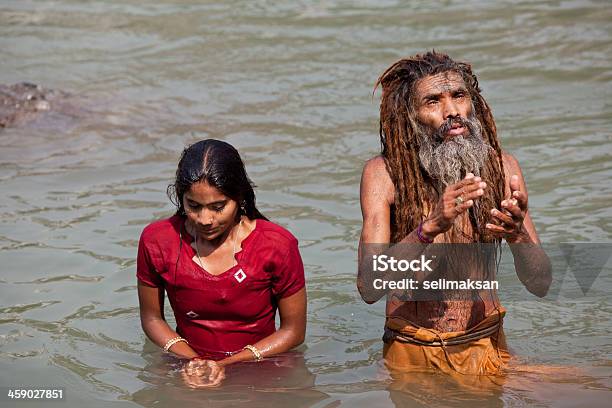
left=486, top=175, right=530, bottom=243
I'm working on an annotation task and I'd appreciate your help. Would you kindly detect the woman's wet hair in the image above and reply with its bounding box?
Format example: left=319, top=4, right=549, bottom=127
left=167, top=139, right=267, bottom=220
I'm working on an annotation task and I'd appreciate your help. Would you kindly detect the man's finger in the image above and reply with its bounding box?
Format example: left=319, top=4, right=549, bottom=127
left=453, top=199, right=474, bottom=215
left=501, top=199, right=523, bottom=219
left=458, top=184, right=486, bottom=201
left=459, top=175, right=481, bottom=189
left=511, top=190, right=528, bottom=211
left=486, top=223, right=513, bottom=234
left=490, top=208, right=515, bottom=228
left=509, top=175, right=520, bottom=193
left=449, top=174, right=481, bottom=192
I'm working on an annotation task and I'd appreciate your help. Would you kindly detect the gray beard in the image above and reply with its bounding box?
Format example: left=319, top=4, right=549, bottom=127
left=418, top=113, right=492, bottom=189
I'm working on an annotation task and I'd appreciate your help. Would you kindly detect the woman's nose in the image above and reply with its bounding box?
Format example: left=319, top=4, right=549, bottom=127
left=196, top=210, right=214, bottom=225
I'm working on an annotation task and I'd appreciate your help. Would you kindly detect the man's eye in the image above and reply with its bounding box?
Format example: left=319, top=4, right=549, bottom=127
left=188, top=202, right=201, bottom=209
left=455, top=93, right=466, bottom=99
left=426, top=100, right=438, bottom=106
left=212, top=206, right=225, bottom=213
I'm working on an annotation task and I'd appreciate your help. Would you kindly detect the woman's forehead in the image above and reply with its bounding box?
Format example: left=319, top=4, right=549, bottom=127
left=185, top=181, right=228, bottom=202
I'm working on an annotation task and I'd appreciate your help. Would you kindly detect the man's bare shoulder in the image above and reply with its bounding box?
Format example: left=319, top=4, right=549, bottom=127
left=361, top=155, right=394, bottom=205
left=501, top=151, right=520, bottom=172
left=362, top=155, right=393, bottom=186
left=363, top=155, right=388, bottom=174
left=501, top=151, right=525, bottom=181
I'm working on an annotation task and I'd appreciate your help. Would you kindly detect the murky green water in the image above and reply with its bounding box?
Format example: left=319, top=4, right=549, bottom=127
left=1, top=1, right=611, bottom=406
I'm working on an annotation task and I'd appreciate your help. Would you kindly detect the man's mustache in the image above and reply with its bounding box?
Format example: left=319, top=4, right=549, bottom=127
left=433, top=116, right=472, bottom=141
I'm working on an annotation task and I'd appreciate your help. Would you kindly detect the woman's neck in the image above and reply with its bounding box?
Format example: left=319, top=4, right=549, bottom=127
left=187, top=216, right=243, bottom=251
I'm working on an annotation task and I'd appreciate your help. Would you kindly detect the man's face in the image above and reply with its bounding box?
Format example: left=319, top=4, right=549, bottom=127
left=413, top=71, right=472, bottom=139
left=413, top=71, right=492, bottom=187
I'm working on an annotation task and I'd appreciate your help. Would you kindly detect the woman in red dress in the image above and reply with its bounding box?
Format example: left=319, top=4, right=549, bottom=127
left=137, top=139, right=307, bottom=387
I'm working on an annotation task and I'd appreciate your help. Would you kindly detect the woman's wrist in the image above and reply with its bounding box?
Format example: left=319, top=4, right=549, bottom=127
left=243, top=344, right=263, bottom=361
left=217, top=354, right=240, bottom=367
left=217, top=344, right=264, bottom=367
left=164, top=338, right=199, bottom=359
left=164, top=336, right=188, bottom=352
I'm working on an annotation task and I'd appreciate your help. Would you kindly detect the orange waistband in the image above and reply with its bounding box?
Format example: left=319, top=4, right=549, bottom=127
left=384, top=306, right=506, bottom=346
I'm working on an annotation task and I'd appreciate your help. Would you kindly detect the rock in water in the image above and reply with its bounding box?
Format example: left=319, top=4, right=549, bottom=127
left=0, top=82, right=72, bottom=128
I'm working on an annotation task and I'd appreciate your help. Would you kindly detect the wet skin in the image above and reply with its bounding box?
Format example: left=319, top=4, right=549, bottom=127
left=358, top=72, right=551, bottom=331
left=413, top=71, right=472, bottom=139
left=138, top=181, right=307, bottom=388
left=182, top=181, right=249, bottom=275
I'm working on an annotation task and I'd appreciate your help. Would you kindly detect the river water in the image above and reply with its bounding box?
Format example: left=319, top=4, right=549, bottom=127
left=0, top=0, right=611, bottom=407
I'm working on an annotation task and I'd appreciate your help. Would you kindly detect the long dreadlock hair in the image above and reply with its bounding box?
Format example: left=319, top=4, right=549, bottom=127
left=375, top=51, right=505, bottom=244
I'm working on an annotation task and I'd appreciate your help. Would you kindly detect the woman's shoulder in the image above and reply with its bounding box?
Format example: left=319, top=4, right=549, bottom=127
left=254, top=219, right=298, bottom=247
left=140, top=215, right=183, bottom=242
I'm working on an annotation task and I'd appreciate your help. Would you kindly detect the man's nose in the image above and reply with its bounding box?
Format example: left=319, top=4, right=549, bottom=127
left=442, top=100, right=460, bottom=119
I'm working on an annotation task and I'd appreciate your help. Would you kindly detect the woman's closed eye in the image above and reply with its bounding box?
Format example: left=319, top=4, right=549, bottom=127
left=211, top=204, right=226, bottom=213
left=187, top=200, right=202, bottom=210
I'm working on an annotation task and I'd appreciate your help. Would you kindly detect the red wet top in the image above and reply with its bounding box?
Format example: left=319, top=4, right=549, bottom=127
left=137, top=215, right=305, bottom=360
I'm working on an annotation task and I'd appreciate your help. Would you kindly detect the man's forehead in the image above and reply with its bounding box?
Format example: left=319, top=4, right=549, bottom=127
left=414, top=71, right=466, bottom=98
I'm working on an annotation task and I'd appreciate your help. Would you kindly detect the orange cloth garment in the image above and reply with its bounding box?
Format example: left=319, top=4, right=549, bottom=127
left=383, top=307, right=510, bottom=376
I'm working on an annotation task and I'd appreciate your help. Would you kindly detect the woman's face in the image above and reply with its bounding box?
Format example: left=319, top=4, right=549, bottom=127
left=182, top=181, right=239, bottom=241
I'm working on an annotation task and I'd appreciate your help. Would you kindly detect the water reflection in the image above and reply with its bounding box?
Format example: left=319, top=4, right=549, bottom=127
left=385, top=359, right=612, bottom=408
left=132, top=346, right=328, bottom=408
left=387, top=367, right=505, bottom=407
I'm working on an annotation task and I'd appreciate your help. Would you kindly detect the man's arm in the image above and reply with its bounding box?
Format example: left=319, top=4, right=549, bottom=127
left=357, top=156, right=488, bottom=303
left=487, top=153, right=552, bottom=297
left=359, top=156, right=394, bottom=244
left=357, top=156, right=393, bottom=303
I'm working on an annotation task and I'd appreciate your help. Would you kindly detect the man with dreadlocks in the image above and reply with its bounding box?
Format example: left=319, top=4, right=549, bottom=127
left=357, top=51, right=551, bottom=378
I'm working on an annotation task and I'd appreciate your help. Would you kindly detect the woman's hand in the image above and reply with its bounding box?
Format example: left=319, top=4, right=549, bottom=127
left=181, top=358, right=225, bottom=388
